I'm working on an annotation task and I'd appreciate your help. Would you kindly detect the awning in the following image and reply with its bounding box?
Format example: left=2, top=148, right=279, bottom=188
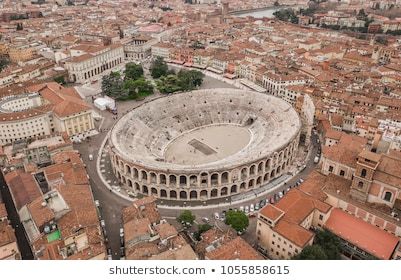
left=171, top=60, right=185, bottom=65
left=223, top=73, right=237, bottom=79
left=207, top=67, right=223, bottom=74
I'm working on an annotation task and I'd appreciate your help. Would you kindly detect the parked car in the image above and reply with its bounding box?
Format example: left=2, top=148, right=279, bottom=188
left=278, top=191, right=283, bottom=198
left=314, top=156, right=320, bottom=164
left=119, top=228, right=124, bottom=238
left=89, top=154, right=93, bottom=161
left=95, top=200, right=100, bottom=208
left=100, top=220, right=105, bottom=227
left=244, top=206, right=249, bottom=214
left=250, top=204, right=254, bottom=212
left=255, top=203, right=260, bottom=211
left=239, top=206, right=244, bottom=212
left=214, top=212, right=220, bottom=220
left=202, top=217, right=210, bottom=223
left=107, top=248, right=112, bottom=260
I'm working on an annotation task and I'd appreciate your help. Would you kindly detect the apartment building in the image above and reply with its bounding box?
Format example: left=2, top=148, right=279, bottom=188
left=64, top=44, right=124, bottom=84
left=256, top=188, right=332, bottom=260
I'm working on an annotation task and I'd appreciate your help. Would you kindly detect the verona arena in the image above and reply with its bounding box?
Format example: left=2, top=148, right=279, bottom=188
left=109, top=88, right=301, bottom=201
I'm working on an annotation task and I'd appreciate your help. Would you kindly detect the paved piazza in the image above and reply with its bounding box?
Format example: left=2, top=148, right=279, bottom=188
left=109, top=88, right=301, bottom=201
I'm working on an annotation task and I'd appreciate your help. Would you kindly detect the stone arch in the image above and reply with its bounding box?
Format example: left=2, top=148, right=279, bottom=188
left=180, top=191, right=187, bottom=199
left=170, top=190, right=177, bottom=199
left=257, top=176, right=262, bottom=186
left=189, top=175, right=198, bottom=186
left=134, top=182, right=140, bottom=191
left=240, top=182, right=246, bottom=191
left=211, top=173, right=219, bottom=185
left=200, top=172, right=208, bottom=185
left=127, top=179, right=133, bottom=188
left=143, top=185, right=148, bottom=194
left=169, top=175, right=177, bottom=186
left=248, top=179, right=255, bottom=188
left=211, top=189, right=218, bottom=198
left=276, top=165, right=281, bottom=175
left=231, top=185, right=237, bottom=194
left=160, top=189, right=167, bottom=198
left=150, top=172, right=157, bottom=184
left=221, top=172, right=229, bottom=184
left=159, top=174, right=167, bottom=184
left=190, top=191, right=198, bottom=200
left=221, top=187, right=228, bottom=196
left=179, top=175, right=187, bottom=186
left=264, top=173, right=269, bottom=182
left=258, top=162, right=264, bottom=174
left=151, top=187, right=158, bottom=196
left=250, top=164, right=257, bottom=175
left=241, top=167, right=248, bottom=180
left=141, top=170, right=148, bottom=181
left=200, top=190, right=208, bottom=199
left=265, top=158, right=271, bottom=169
left=133, top=168, right=139, bottom=179
left=270, top=169, right=275, bottom=178
left=125, top=165, right=131, bottom=175
left=121, top=176, right=126, bottom=184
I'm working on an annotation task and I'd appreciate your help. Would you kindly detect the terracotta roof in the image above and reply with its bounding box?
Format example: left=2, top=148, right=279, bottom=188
left=0, top=204, right=7, bottom=220
left=5, top=170, right=42, bottom=210
left=260, top=188, right=331, bottom=248
left=205, top=236, right=263, bottom=260
left=124, top=218, right=151, bottom=244
left=0, top=220, right=16, bottom=248
left=27, top=197, right=55, bottom=229
left=325, top=209, right=399, bottom=259
left=259, top=204, right=284, bottom=222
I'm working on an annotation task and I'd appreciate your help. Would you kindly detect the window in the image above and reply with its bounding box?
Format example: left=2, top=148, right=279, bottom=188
left=319, top=214, right=323, bottom=221
left=358, top=181, right=364, bottom=189
left=384, top=191, right=392, bottom=202
left=272, top=241, right=275, bottom=245
left=361, top=169, right=367, bottom=178
left=328, top=166, right=334, bottom=172
left=339, top=170, right=345, bottom=176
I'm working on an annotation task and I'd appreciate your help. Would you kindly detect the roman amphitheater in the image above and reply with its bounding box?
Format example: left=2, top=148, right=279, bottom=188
left=109, top=88, right=301, bottom=201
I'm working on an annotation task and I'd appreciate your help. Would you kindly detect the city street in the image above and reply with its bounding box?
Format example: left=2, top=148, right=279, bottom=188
left=0, top=173, right=33, bottom=260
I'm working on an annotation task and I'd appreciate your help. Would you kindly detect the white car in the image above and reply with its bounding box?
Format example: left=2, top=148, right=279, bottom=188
left=202, top=217, right=210, bottom=223
left=278, top=192, right=283, bottom=198
left=94, top=200, right=100, bottom=208
left=239, top=206, right=244, bottom=212
left=100, top=220, right=105, bottom=227
left=88, top=154, right=93, bottom=161
left=244, top=206, right=249, bottom=214
left=119, top=228, right=124, bottom=238
left=214, top=212, right=220, bottom=220
left=250, top=204, right=254, bottom=212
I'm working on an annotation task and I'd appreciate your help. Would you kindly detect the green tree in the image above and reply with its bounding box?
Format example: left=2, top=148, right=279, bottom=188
left=292, top=245, right=328, bottom=260
left=54, top=76, right=66, bottom=85
left=151, top=57, right=169, bottom=79
left=314, top=230, right=341, bottom=260
left=101, top=71, right=125, bottom=98
left=177, top=69, right=204, bottom=91
left=0, top=57, right=10, bottom=72
left=156, top=74, right=182, bottom=94
left=194, top=223, right=212, bottom=241
left=177, top=210, right=195, bottom=226
left=225, top=210, right=249, bottom=233
left=123, top=78, right=154, bottom=99
left=124, top=62, right=143, bottom=81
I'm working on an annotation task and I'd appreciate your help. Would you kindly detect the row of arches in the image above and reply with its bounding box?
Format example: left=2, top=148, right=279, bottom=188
left=113, top=139, right=298, bottom=189
left=83, top=57, right=123, bottom=80
left=115, top=158, right=291, bottom=200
